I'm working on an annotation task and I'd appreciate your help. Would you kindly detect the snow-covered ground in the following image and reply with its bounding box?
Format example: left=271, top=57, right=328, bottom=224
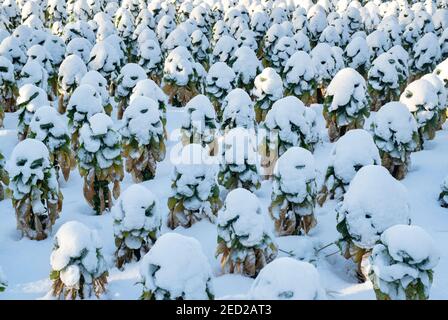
left=1, top=105, right=447, bottom=300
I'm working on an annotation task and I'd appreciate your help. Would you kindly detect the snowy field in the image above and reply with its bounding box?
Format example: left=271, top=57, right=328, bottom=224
left=1, top=0, right=448, bottom=300
left=1, top=108, right=448, bottom=299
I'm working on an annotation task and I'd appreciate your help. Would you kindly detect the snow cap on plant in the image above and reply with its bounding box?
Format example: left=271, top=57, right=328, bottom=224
left=112, top=184, right=161, bottom=268
left=369, top=224, right=440, bottom=300
left=167, top=143, right=221, bottom=228
left=269, top=147, right=318, bottom=235
left=50, top=221, right=108, bottom=299
left=230, top=46, right=263, bottom=91
left=139, top=233, right=214, bottom=300
left=322, top=129, right=380, bottom=202
left=336, top=165, right=411, bottom=253
left=248, top=257, right=325, bottom=300
left=7, top=138, right=62, bottom=240
left=216, top=188, right=278, bottom=277
left=181, top=94, right=217, bottom=147
left=400, top=78, right=439, bottom=141
left=221, top=88, right=256, bottom=131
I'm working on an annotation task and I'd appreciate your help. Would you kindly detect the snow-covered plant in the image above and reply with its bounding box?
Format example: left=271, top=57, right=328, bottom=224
left=162, top=27, right=191, bottom=54
left=18, top=59, right=48, bottom=93
left=0, top=150, right=9, bottom=200
left=139, top=233, right=214, bottom=300
left=7, top=139, right=62, bottom=240
left=236, top=29, right=258, bottom=51
left=422, top=73, right=448, bottom=128
left=368, top=53, right=402, bottom=111
left=370, top=102, right=419, bottom=180
left=44, top=34, right=66, bottom=69
left=320, top=129, right=380, bottom=204
left=261, top=95, right=319, bottom=164
left=253, top=67, right=283, bottom=123
left=218, top=127, right=260, bottom=192
left=0, top=56, right=17, bottom=120
left=262, top=23, right=287, bottom=63
left=440, top=29, right=448, bottom=60
left=323, top=68, right=369, bottom=142
left=77, top=113, right=123, bottom=215
left=402, top=20, right=423, bottom=51
left=88, top=41, right=121, bottom=90
left=248, top=257, right=325, bottom=300
left=120, top=96, right=165, bottom=182
left=66, top=37, right=92, bottom=64
left=16, top=84, right=49, bottom=141
left=411, top=33, right=441, bottom=79
left=46, top=0, right=67, bottom=25
left=216, top=188, right=277, bottom=277
left=220, top=88, right=256, bottom=131
left=115, top=63, right=147, bottom=119
left=377, top=16, right=401, bottom=48
left=138, top=39, right=163, bottom=84
left=369, top=225, right=440, bottom=300
left=292, top=7, right=308, bottom=34
left=130, top=79, right=168, bottom=122
left=319, top=25, right=342, bottom=47
left=212, top=35, right=237, bottom=64
left=167, top=144, right=221, bottom=229
left=211, top=20, right=229, bottom=47
left=336, top=165, right=411, bottom=281
left=0, top=36, right=27, bottom=74
left=66, top=84, right=104, bottom=150
left=190, top=29, right=210, bottom=68
left=57, top=54, right=87, bottom=113
left=250, top=10, right=270, bottom=43
left=310, top=43, right=338, bottom=102
left=80, top=70, right=112, bottom=115
left=112, top=184, right=161, bottom=269
left=344, top=36, right=371, bottom=77
left=283, top=51, right=316, bottom=104
left=366, top=30, right=391, bottom=62
left=269, top=147, right=317, bottom=236
left=115, top=8, right=135, bottom=58
left=156, top=14, right=175, bottom=43
left=230, top=46, right=263, bottom=92
left=181, top=95, right=217, bottom=151
left=400, top=79, right=439, bottom=143
left=50, top=221, right=108, bottom=299
left=307, top=4, right=327, bottom=44
left=270, top=36, right=296, bottom=73
left=205, top=62, right=235, bottom=111
left=29, top=106, right=72, bottom=181
left=163, top=46, right=203, bottom=107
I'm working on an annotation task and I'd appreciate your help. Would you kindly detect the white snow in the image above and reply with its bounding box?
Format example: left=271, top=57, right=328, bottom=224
left=139, top=232, right=213, bottom=300
left=248, top=257, right=325, bottom=300
left=112, top=184, right=161, bottom=249
left=337, top=165, right=411, bottom=249
left=327, top=129, right=381, bottom=189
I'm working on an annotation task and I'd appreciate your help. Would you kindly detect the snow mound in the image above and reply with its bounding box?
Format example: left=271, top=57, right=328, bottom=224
left=248, top=257, right=325, bottom=300
left=139, top=233, right=213, bottom=300
left=337, top=165, right=411, bottom=249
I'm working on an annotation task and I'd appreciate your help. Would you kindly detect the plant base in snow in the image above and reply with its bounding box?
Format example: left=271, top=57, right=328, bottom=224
left=123, top=145, right=165, bottom=183
left=216, top=242, right=278, bottom=278
left=167, top=196, right=222, bottom=229
left=270, top=208, right=317, bottom=236
left=326, top=119, right=360, bottom=143
left=371, top=279, right=429, bottom=301
left=82, top=172, right=122, bottom=215
left=14, top=196, right=63, bottom=241
left=51, top=270, right=108, bottom=300
left=115, top=237, right=155, bottom=270
left=381, top=153, right=409, bottom=180
left=163, top=83, right=199, bottom=108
